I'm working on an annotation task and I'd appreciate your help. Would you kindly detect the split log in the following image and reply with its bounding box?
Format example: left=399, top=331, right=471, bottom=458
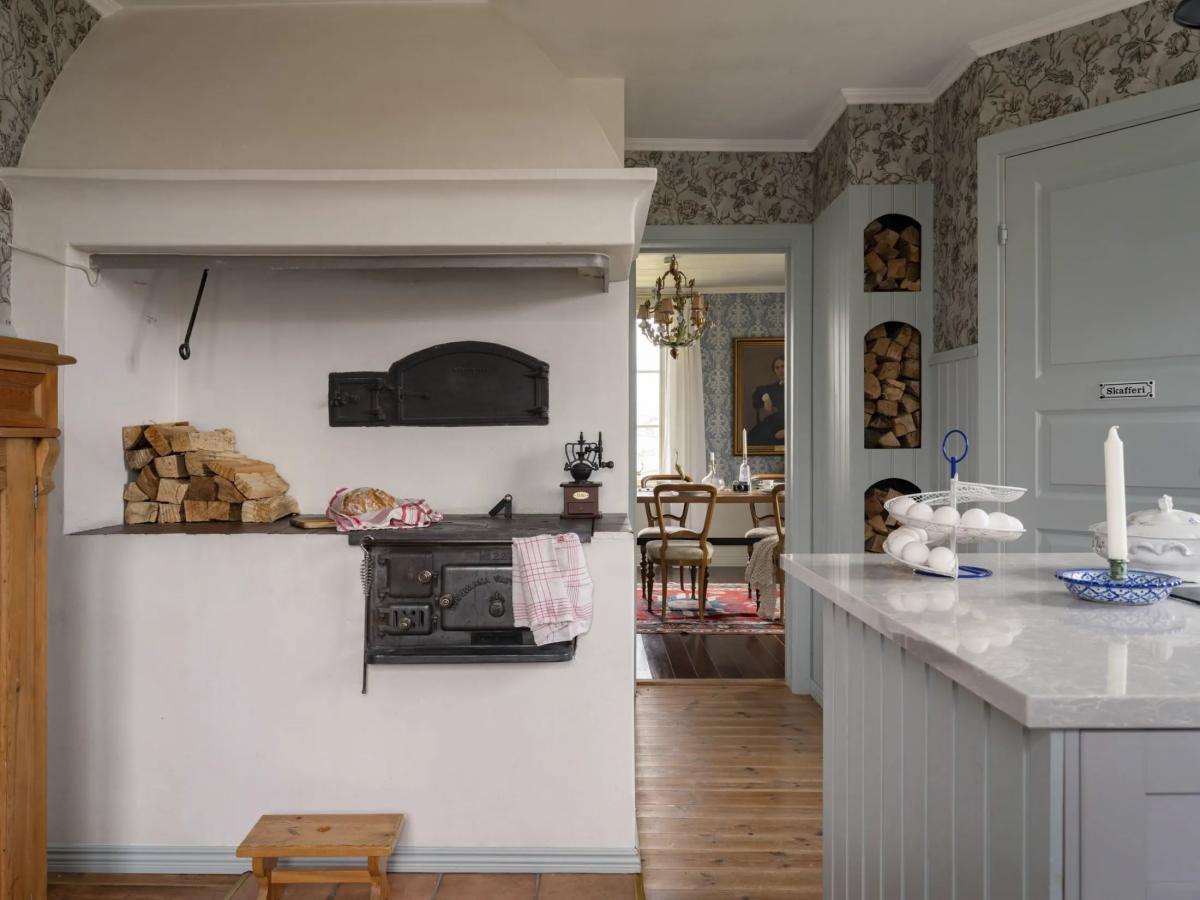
left=156, top=478, right=190, bottom=505
left=241, top=494, right=299, bottom=524
left=144, top=423, right=194, bottom=457
left=886, top=258, right=908, bottom=281
left=878, top=361, right=901, bottom=382
left=123, top=482, right=149, bottom=502
left=206, top=458, right=275, bottom=481
left=901, top=393, right=921, bottom=414
left=883, top=379, right=906, bottom=401
left=153, top=455, right=188, bottom=478
left=214, top=476, right=247, bottom=503
left=185, top=476, right=218, bottom=501
left=233, top=471, right=289, bottom=500
left=158, top=504, right=183, bottom=525
left=184, top=450, right=244, bottom=478
left=168, top=428, right=237, bottom=454
left=868, top=514, right=889, bottom=535
left=877, top=399, right=899, bottom=417
left=878, top=432, right=901, bottom=448
left=124, top=448, right=156, bottom=471
left=124, top=502, right=158, bottom=525
left=864, top=373, right=882, bottom=399
left=865, top=323, right=888, bottom=342
left=122, top=426, right=146, bottom=451
left=184, top=500, right=232, bottom=523
left=135, top=465, right=160, bottom=501
left=901, top=359, right=921, bottom=380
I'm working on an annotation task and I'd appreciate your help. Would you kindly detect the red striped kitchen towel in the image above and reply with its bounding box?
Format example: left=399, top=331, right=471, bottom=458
left=326, top=488, right=444, bottom=533
left=511, top=533, right=593, bottom=646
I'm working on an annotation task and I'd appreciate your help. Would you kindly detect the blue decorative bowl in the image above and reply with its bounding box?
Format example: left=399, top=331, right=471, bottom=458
left=1056, top=568, right=1184, bottom=605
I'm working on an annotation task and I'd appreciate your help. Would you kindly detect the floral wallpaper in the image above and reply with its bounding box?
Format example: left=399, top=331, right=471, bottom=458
left=812, top=109, right=849, bottom=216
left=624, top=150, right=813, bottom=225
left=697, top=293, right=786, bottom=484
left=933, top=0, right=1200, bottom=350
left=0, top=0, right=97, bottom=321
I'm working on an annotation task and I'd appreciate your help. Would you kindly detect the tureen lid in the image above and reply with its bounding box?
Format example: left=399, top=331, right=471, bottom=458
left=1093, top=495, right=1200, bottom=540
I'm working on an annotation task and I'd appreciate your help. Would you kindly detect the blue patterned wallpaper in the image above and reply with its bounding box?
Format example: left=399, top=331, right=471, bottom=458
left=697, top=293, right=786, bottom=484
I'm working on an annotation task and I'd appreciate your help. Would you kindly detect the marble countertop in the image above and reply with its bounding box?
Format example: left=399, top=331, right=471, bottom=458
left=782, top=552, right=1200, bottom=729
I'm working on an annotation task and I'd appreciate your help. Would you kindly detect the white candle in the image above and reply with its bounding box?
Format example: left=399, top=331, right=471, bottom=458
left=742, top=428, right=748, bottom=458
left=1104, top=426, right=1128, bottom=562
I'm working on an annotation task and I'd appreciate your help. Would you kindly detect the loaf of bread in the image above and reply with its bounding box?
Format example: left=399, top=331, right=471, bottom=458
left=340, top=487, right=398, bottom=515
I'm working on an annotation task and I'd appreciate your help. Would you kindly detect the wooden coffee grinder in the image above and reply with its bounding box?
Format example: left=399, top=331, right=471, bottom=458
left=560, top=431, right=614, bottom=518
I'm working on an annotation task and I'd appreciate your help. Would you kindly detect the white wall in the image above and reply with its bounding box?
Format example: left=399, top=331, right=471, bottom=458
left=66, top=267, right=631, bottom=530
left=48, top=532, right=635, bottom=855
left=929, top=345, right=979, bottom=482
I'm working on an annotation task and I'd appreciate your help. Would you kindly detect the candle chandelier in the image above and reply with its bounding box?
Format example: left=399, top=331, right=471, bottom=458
left=637, top=255, right=709, bottom=359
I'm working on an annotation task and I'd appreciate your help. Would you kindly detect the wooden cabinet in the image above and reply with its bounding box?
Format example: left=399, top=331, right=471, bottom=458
left=0, top=338, right=73, bottom=900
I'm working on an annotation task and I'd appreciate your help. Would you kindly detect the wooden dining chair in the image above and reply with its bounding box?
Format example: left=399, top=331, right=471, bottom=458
left=745, top=474, right=785, bottom=597
left=638, top=473, right=693, bottom=607
left=648, top=483, right=717, bottom=621
left=768, top=483, right=786, bottom=624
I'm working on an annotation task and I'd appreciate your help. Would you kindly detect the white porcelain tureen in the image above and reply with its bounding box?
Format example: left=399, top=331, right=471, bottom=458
left=1092, top=495, right=1200, bottom=580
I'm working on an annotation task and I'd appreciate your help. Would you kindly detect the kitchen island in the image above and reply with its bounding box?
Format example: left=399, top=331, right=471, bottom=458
left=782, top=552, right=1200, bottom=900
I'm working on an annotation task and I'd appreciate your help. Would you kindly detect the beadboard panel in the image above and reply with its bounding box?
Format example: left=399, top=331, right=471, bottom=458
left=822, top=597, right=1067, bottom=899
left=930, top=344, right=979, bottom=477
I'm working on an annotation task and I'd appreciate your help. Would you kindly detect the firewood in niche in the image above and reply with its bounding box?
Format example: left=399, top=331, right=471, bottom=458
left=865, top=217, right=922, bottom=292
left=242, top=494, right=300, bottom=523
left=864, top=321, right=922, bottom=450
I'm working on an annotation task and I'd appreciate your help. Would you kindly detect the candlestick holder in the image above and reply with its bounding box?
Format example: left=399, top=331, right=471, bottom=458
left=1109, top=558, right=1129, bottom=581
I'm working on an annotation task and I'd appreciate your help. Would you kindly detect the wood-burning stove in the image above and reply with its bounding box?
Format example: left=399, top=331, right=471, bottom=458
left=355, top=514, right=609, bottom=690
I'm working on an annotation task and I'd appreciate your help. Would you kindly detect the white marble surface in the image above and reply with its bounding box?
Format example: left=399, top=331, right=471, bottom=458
left=783, top=552, right=1200, bottom=729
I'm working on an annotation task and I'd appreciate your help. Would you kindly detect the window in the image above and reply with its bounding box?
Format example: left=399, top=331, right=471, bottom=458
left=635, top=331, right=661, bottom=478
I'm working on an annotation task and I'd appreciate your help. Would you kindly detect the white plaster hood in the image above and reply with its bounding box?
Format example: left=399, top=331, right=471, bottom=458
left=2, top=3, right=654, bottom=283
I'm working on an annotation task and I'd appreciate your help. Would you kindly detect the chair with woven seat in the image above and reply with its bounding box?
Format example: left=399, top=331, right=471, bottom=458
left=638, top=473, right=693, bottom=607
left=745, top=474, right=785, bottom=596
left=648, top=483, right=717, bottom=621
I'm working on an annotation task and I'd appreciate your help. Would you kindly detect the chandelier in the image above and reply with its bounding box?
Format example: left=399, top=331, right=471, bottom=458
left=636, top=255, right=709, bottom=359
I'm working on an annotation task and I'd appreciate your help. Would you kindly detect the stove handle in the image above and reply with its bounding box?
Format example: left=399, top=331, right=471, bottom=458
left=438, top=593, right=455, bottom=609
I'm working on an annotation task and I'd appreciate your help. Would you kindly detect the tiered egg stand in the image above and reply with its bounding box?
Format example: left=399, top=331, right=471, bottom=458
left=881, top=430, right=1026, bottom=580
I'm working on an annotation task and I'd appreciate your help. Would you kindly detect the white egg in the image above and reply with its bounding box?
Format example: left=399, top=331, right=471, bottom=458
left=932, top=506, right=961, bottom=526
left=1005, top=515, right=1024, bottom=532
left=960, top=507, right=990, bottom=528
left=889, top=496, right=915, bottom=517
left=892, top=526, right=927, bottom=543
left=901, top=541, right=930, bottom=566
left=927, top=546, right=958, bottom=573
left=987, top=511, right=1013, bottom=530
left=885, top=532, right=915, bottom=556
left=907, top=501, right=934, bottom=522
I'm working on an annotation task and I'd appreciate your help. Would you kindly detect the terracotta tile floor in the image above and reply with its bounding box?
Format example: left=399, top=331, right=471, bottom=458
left=48, top=872, right=641, bottom=899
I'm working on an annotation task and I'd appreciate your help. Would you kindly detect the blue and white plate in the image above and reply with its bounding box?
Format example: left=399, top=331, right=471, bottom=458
left=1056, top=568, right=1183, bottom=605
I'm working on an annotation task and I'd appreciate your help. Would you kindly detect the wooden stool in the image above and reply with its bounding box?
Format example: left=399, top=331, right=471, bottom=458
left=236, top=813, right=404, bottom=900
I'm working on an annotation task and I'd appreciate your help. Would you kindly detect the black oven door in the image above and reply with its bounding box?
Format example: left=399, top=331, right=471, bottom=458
left=438, top=564, right=515, bottom=631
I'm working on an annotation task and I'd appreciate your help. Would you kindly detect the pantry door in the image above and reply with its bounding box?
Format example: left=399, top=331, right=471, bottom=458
left=1002, top=104, right=1200, bottom=551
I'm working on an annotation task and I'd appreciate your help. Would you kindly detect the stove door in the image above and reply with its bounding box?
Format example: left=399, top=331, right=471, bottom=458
left=438, top=564, right=514, bottom=631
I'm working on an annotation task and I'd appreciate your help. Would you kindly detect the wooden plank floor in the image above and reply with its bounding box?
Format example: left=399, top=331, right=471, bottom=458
left=48, top=872, right=639, bottom=898
left=636, top=634, right=785, bottom=680
left=636, top=682, right=823, bottom=899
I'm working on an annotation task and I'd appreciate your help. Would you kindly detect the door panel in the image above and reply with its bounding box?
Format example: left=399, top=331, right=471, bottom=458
left=1004, top=110, right=1200, bottom=550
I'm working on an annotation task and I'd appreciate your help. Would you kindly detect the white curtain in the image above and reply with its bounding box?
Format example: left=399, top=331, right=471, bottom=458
left=659, top=344, right=707, bottom=482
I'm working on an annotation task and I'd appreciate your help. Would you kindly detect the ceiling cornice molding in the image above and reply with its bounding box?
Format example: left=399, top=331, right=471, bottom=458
left=841, top=87, right=934, bottom=105
left=86, top=0, right=485, bottom=13
left=802, top=93, right=849, bottom=152
left=926, top=45, right=980, bottom=99
left=968, top=0, right=1140, bottom=55
left=624, top=137, right=814, bottom=153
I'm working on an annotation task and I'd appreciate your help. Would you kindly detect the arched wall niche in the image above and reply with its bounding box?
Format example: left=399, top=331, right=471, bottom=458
left=865, top=321, right=921, bottom=450
left=864, top=214, right=921, bottom=292
left=864, top=477, right=921, bottom=553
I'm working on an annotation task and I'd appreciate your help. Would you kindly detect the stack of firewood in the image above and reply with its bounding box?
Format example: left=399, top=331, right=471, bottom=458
left=121, top=422, right=300, bottom=525
left=864, top=484, right=906, bottom=553
left=864, top=221, right=921, bottom=292
left=864, top=322, right=921, bottom=449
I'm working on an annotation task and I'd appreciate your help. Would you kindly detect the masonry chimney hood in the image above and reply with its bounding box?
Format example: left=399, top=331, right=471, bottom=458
left=3, top=4, right=654, bottom=286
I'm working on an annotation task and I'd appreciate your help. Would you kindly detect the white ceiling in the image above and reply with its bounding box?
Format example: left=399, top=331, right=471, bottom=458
left=635, top=252, right=786, bottom=296
left=84, top=0, right=1142, bottom=149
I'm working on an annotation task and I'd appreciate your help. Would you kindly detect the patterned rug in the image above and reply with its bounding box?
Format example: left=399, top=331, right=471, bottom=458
left=636, top=582, right=784, bottom=635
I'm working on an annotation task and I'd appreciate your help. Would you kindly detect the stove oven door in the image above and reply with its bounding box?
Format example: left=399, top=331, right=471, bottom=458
left=438, top=564, right=515, bottom=631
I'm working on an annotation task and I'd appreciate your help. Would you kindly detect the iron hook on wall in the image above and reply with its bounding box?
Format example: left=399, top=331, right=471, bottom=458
left=178, top=268, right=209, bottom=361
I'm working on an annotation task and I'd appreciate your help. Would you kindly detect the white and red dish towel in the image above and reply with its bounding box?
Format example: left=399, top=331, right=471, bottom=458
left=326, top=488, right=444, bottom=533
left=511, top=533, right=594, bottom=646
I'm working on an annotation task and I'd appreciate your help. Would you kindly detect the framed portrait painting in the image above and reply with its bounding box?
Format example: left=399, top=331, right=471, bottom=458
left=733, top=337, right=785, bottom=456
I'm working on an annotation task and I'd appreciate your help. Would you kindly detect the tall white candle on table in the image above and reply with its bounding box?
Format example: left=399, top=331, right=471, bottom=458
left=742, top=428, right=748, bottom=458
left=1104, top=425, right=1128, bottom=578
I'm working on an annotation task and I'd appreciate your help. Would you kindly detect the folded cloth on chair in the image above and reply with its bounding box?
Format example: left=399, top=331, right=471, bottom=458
left=511, top=533, right=594, bottom=645
left=746, top=535, right=781, bottom=619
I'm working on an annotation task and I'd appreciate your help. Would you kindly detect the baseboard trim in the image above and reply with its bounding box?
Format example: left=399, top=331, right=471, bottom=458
left=49, top=844, right=642, bottom=874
